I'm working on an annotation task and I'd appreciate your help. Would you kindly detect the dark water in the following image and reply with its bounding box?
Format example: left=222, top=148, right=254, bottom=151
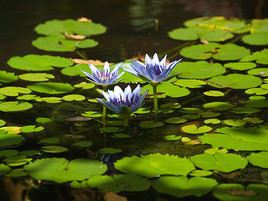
left=1, top=0, right=268, bottom=201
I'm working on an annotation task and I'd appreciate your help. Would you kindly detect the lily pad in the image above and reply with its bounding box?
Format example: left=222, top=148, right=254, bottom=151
left=8, top=54, right=73, bottom=71
left=0, top=133, right=24, bottom=147
left=0, top=101, right=33, bottom=112
left=174, top=79, right=206, bottom=88
left=41, top=146, right=68, bottom=153
left=152, top=176, right=218, bottom=198
left=114, top=153, right=195, bottom=178
left=24, top=158, right=107, bottom=183
left=165, top=117, right=187, bottom=124
left=164, top=135, right=182, bottom=141
left=223, top=119, right=246, bottom=127
left=241, top=49, right=268, bottom=64
left=182, top=124, right=212, bottom=134
left=204, top=90, right=224, bottom=97
left=0, top=70, right=18, bottom=83
left=0, top=87, right=31, bottom=97
left=87, top=174, right=150, bottom=193
left=172, top=61, right=225, bottom=79
left=224, top=62, right=256, bottom=71
left=62, top=94, right=85, bottom=101
left=139, top=121, right=164, bottom=129
left=19, top=73, right=55, bottom=82
left=191, top=153, right=248, bottom=173
left=248, top=152, right=268, bottom=168
left=28, top=82, right=74, bottom=94
left=242, top=32, right=268, bottom=46
left=208, top=74, right=262, bottom=89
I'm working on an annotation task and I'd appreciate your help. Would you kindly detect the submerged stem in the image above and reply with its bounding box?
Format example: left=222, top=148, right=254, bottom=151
left=102, top=85, right=108, bottom=126
left=152, top=84, right=159, bottom=114
left=123, top=117, right=129, bottom=128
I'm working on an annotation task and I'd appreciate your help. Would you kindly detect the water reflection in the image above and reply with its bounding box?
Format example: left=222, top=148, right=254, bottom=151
left=128, top=0, right=164, bottom=31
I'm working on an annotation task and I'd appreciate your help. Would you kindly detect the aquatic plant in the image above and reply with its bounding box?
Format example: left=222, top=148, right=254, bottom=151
left=83, top=62, right=123, bottom=124
left=97, top=85, right=147, bottom=127
left=126, top=53, right=181, bottom=114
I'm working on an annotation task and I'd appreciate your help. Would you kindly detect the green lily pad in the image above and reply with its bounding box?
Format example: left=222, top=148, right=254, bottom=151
left=32, top=36, right=98, bottom=52
left=204, top=118, right=221, bottom=125
left=74, top=82, right=95, bottom=90
left=0, top=87, right=31, bottom=97
left=248, top=152, right=268, bottom=168
left=245, top=88, right=268, bottom=95
left=19, top=73, right=55, bottom=82
left=241, top=49, right=268, bottom=64
left=35, top=19, right=106, bottom=36
left=28, top=82, right=74, bottom=94
left=0, top=133, right=24, bottom=147
left=72, top=141, right=92, bottom=148
left=0, top=150, right=18, bottom=158
left=190, top=170, right=213, bottom=177
left=98, top=147, right=122, bottom=154
left=224, top=62, right=256, bottom=71
left=172, top=61, right=225, bottom=79
left=7, top=54, right=73, bottom=71
left=41, top=145, right=68, bottom=153
left=139, top=121, right=164, bottom=129
left=181, top=124, right=212, bottom=134
left=0, top=119, right=6, bottom=127
left=114, top=153, right=195, bottom=178
left=36, top=117, right=52, bottom=124
left=36, top=97, right=62, bottom=103
left=165, top=117, right=187, bottom=124
left=0, top=70, right=18, bottom=83
left=0, top=101, right=33, bottom=112
left=0, top=164, right=11, bottom=175
left=39, top=137, right=60, bottom=145
left=164, top=135, right=182, bottom=141
left=248, top=68, right=268, bottom=77
left=152, top=176, right=218, bottom=198
left=208, top=74, right=262, bottom=89
left=87, top=174, right=150, bottom=193
left=21, top=125, right=44, bottom=133
left=180, top=43, right=250, bottom=61
left=174, top=79, right=206, bottom=88
left=62, top=94, right=85, bottom=101
left=204, top=90, right=224, bottom=97
left=199, top=126, right=268, bottom=151
left=242, top=32, right=268, bottom=46
left=25, top=158, right=107, bottom=183
left=213, top=183, right=268, bottom=201
left=223, top=119, right=247, bottom=127
left=4, top=156, right=32, bottom=167
left=191, top=153, right=248, bottom=173
left=61, top=64, right=89, bottom=77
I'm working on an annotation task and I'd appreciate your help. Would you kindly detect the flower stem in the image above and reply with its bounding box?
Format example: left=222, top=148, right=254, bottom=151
left=152, top=84, right=158, bottom=114
left=123, top=117, right=129, bottom=128
left=102, top=105, right=107, bottom=126
left=102, top=85, right=108, bottom=126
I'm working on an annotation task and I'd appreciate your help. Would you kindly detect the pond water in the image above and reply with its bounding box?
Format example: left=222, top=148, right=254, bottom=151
left=1, top=0, right=268, bottom=201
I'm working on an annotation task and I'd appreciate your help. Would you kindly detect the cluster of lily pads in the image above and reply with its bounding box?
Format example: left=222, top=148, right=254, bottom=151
left=0, top=16, right=268, bottom=200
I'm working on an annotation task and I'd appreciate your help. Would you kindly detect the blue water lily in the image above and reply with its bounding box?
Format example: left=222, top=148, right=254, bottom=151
left=97, top=85, right=148, bottom=115
left=82, top=62, right=123, bottom=86
left=126, top=53, right=181, bottom=83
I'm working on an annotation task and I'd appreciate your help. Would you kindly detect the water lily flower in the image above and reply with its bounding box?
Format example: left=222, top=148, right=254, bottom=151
left=125, top=53, right=181, bottom=114
left=97, top=85, right=148, bottom=127
left=82, top=62, right=123, bottom=86
left=126, top=53, right=181, bottom=84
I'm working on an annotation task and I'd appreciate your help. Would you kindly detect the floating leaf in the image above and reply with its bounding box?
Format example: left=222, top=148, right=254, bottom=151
left=172, top=61, right=225, bottom=79
left=21, top=125, right=44, bottom=133
left=164, top=135, right=181, bottom=141
left=241, top=49, right=268, bottom=64
left=190, top=170, right=213, bottom=177
left=0, top=133, right=24, bottom=147
left=114, top=153, right=195, bottom=178
left=152, top=176, right=217, bottom=198
left=204, top=118, right=221, bottom=125
left=174, top=79, right=206, bottom=88
left=0, top=164, right=11, bottom=175
left=248, top=152, right=268, bottom=168
left=181, top=124, right=212, bottom=134
left=41, top=146, right=68, bottom=153
left=87, top=174, right=150, bottom=193
left=74, top=82, right=95, bottom=89
left=199, top=126, right=268, bottom=151
left=19, top=73, right=55, bottom=82
left=8, top=54, right=73, bottom=71
left=223, top=119, right=246, bottom=127
left=62, top=94, right=85, bottom=101
left=191, top=153, right=248, bottom=173
left=0, top=70, right=18, bottom=83
left=213, top=183, right=268, bottom=201
left=0, top=101, right=33, bottom=112
left=208, top=74, right=262, bottom=89
left=39, top=137, right=60, bottom=145
left=73, top=141, right=92, bottom=148
left=28, top=82, right=74, bottom=94
left=248, top=68, right=268, bottom=77
left=25, top=158, right=107, bottom=183
left=0, top=87, right=31, bottom=97
left=165, top=117, right=187, bottom=124
left=242, top=32, right=268, bottom=46
left=36, top=97, right=62, bottom=103
left=139, top=121, right=164, bottom=129
left=204, top=90, right=224, bottom=97
left=224, top=62, right=256, bottom=71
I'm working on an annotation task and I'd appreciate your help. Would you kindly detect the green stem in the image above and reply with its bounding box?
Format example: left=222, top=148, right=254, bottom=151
left=123, top=117, right=129, bottom=128
left=152, top=84, right=158, bottom=114
left=102, top=105, right=107, bottom=126
left=75, top=50, right=88, bottom=60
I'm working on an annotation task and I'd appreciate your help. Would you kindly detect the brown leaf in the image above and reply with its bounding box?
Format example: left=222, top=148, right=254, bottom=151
left=64, top=33, right=86, bottom=40
left=104, top=192, right=127, bottom=201
left=71, top=58, right=104, bottom=65
left=77, top=17, right=92, bottom=22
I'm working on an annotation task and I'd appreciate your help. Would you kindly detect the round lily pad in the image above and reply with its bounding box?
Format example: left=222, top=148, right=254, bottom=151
left=0, top=70, right=18, bottom=83
left=174, top=79, right=206, bottom=88
left=19, top=73, right=55, bottom=82
left=165, top=117, right=187, bottom=124
left=203, top=90, right=224, bottom=97
left=114, top=153, right=195, bottom=178
left=181, top=124, right=212, bottom=134
left=139, top=121, right=164, bottom=129
left=28, top=82, right=74, bottom=94
left=0, top=101, right=33, bottom=112
left=223, top=119, right=246, bottom=127
left=248, top=152, right=268, bottom=168
left=248, top=68, right=268, bottom=77
left=62, top=94, right=85, bottom=101
left=41, top=146, right=68, bottom=153
left=208, top=74, right=262, bottom=89
left=242, top=32, right=268, bottom=46
left=224, top=62, right=256, bottom=71
left=0, top=87, right=31, bottom=97
left=164, top=135, right=182, bottom=141
left=152, top=176, right=218, bottom=198
left=8, top=54, right=73, bottom=71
